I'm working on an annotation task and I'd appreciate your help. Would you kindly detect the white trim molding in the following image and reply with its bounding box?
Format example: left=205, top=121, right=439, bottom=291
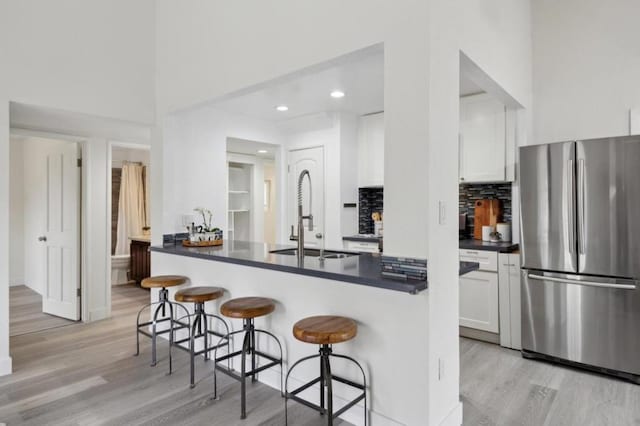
left=0, top=356, right=13, bottom=376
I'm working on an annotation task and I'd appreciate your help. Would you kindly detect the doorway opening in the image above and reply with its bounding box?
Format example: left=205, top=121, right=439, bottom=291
left=109, top=143, right=151, bottom=291
left=9, top=133, right=82, bottom=336
left=458, top=50, right=526, bottom=346
left=225, top=138, right=279, bottom=244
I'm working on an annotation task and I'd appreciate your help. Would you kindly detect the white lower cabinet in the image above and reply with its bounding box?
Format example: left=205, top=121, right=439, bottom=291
left=459, top=248, right=522, bottom=347
left=498, top=253, right=521, bottom=350
left=343, top=240, right=380, bottom=253
left=459, top=269, right=500, bottom=333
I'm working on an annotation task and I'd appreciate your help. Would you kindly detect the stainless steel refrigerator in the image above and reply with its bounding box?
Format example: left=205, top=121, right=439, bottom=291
left=520, top=135, right=640, bottom=383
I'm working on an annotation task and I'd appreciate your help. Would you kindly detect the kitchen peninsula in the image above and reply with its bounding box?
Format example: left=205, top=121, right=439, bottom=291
left=150, top=240, right=478, bottom=425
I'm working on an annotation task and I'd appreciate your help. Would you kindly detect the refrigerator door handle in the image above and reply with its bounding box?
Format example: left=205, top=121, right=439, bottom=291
left=567, top=159, right=575, bottom=253
left=578, top=159, right=586, bottom=254
left=528, top=273, right=636, bottom=290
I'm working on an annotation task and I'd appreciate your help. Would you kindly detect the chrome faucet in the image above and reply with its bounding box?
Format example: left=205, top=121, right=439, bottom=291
left=289, top=169, right=313, bottom=261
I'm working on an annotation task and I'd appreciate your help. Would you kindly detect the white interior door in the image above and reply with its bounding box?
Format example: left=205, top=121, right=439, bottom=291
left=40, top=141, right=81, bottom=320
left=288, top=147, right=324, bottom=247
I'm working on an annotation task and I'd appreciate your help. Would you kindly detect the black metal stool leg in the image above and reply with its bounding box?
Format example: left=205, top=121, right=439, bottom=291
left=134, top=301, right=155, bottom=357
left=285, top=345, right=367, bottom=426
left=168, top=302, right=175, bottom=375
left=240, top=322, right=251, bottom=419
left=250, top=324, right=257, bottom=383
left=323, top=348, right=333, bottom=426
left=190, top=314, right=199, bottom=388
left=254, top=328, right=285, bottom=396
left=202, top=305, right=209, bottom=362
left=150, top=302, right=165, bottom=367
left=320, top=354, right=326, bottom=415
left=332, top=353, right=368, bottom=426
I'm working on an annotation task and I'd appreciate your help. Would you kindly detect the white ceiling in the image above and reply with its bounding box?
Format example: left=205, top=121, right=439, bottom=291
left=9, top=102, right=151, bottom=143
left=212, top=49, right=384, bottom=122
left=227, top=137, right=278, bottom=159
left=460, top=74, right=485, bottom=97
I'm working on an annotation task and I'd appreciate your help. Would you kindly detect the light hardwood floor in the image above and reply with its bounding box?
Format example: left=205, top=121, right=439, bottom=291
left=2, top=284, right=348, bottom=425
left=9, top=285, right=76, bottom=336
left=4, top=284, right=640, bottom=425
left=460, top=337, right=640, bottom=425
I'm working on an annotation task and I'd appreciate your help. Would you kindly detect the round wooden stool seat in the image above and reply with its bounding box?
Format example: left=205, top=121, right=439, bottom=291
left=174, top=286, right=224, bottom=303
left=220, top=297, right=275, bottom=319
left=293, top=316, right=357, bottom=345
left=141, top=275, right=188, bottom=289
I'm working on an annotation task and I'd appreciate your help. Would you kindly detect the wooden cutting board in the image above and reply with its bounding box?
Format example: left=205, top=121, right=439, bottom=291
left=473, top=199, right=502, bottom=240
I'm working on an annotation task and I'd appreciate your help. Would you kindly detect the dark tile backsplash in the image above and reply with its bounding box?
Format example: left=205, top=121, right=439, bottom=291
left=459, top=183, right=512, bottom=236
left=359, top=187, right=384, bottom=234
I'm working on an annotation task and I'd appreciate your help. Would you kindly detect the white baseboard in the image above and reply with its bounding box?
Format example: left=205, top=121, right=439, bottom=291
left=88, top=307, right=109, bottom=322
left=439, top=401, right=463, bottom=426
left=9, top=278, right=24, bottom=287
left=0, top=356, right=13, bottom=376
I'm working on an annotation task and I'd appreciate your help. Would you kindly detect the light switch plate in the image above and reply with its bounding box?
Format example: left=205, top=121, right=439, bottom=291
left=630, top=108, right=640, bottom=135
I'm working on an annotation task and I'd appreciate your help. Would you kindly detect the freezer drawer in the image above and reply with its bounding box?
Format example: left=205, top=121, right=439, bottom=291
left=521, top=270, right=640, bottom=376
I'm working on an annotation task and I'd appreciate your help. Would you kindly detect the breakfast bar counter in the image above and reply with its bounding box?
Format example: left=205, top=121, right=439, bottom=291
left=151, top=240, right=479, bottom=294
left=149, top=241, right=477, bottom=425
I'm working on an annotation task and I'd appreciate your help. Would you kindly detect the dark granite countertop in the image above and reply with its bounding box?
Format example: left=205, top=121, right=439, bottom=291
left=342, top=235, right=383, bottom=243
left=459, top=239, right=519, bottom=253
left=151, top=241, right=479, bottom=295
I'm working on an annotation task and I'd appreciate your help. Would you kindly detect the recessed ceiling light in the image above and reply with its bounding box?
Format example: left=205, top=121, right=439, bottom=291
left=275, top=105, right=289, bottom=112
left=257, top=149, right=268, bottom=154
left=330, top=90, right=345, bottom=99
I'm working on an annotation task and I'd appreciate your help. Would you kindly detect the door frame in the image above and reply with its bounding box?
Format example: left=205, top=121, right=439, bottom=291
left=10, top=127, right=86, bottom=322
left=107, top=141, right=151, bottom=309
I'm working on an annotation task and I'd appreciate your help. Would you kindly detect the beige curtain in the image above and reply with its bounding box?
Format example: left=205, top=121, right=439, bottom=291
left=115, top=162, right=146, bottom=255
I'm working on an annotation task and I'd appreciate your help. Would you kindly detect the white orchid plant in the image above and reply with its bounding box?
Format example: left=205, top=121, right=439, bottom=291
left=193, top=207, right=219, bottom=233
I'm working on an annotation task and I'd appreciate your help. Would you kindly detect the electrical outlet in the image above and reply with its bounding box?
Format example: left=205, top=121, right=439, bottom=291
left=438, top=358, right=445, bottom=380
left=438, top=201, right=446, bottom=225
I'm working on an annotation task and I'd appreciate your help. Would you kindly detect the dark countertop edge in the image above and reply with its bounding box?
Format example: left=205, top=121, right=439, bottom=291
left=459, top=239, right=520, bottom=253
left=150, top=245, right=427, bottom=295
left=342, top=236, right=383, bottom=242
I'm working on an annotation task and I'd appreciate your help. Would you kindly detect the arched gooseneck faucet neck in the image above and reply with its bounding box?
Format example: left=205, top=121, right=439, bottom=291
left=295, top=169, right=313, bottom=261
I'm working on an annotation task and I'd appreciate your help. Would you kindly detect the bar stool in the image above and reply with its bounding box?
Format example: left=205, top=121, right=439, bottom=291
left=172, top=286, right=231, bottom=388
left=213, top=297, right=284, bottom=420
left=135, top=275, right=190, bottom=374
left=285, top=316, right=367, bottom=426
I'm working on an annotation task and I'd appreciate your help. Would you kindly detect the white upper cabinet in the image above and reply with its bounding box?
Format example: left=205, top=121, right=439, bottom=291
left=358, top=112, right=384, bottom=187
left=459, top=93, right=514, bottom=183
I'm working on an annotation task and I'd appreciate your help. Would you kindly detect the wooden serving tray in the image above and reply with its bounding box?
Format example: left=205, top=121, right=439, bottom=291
left=182, top=239, right=223, bottom=247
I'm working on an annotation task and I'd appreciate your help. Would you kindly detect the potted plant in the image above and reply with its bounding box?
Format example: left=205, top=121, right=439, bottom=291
left=193, top=207, right=223, bottom=242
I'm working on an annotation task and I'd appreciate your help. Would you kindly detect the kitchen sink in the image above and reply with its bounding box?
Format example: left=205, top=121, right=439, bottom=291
left=270, top=248, right=360, bottom=259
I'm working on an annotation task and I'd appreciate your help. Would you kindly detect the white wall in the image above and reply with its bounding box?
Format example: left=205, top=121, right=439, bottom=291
left=0, top=95, right=12, bottom=375
left=264, top=162, right=277, bottom=244
left=165, top=108, right=359, bottom=249
left=282, top=113, right=346, bottom=248
left=163, top=107, right=285, bottom=236
left=0, top=0, right=155, bottom=375
left=1, top=0, right=155, bottom=124
left=112, top=146, right=150, bottom=168
left=532, top=0, right=640, bottom=143
left=155, top=1, right=533, bottom=423
left=340, top=113, right=360, bottom=238
left=9, top=137, right=24, bottom=287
